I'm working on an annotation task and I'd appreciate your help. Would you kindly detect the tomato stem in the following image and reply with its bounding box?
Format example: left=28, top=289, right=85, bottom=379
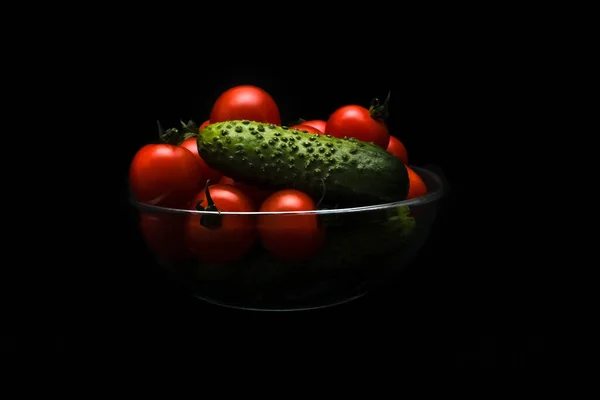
left=195, top=180, right=222, bottom=229
left=158, top=120, right=199, bottom=145
left=290, top=117, right=307, bottom=126
left=180, top=119, right=199, bottom=134
left=369, top=90, right=391, bottom=121
left=157, top=120, right=180, bottom=144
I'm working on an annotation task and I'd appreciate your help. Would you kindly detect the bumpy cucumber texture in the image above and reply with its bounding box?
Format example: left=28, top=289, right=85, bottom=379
left=196, top=120, right=409, bottom=206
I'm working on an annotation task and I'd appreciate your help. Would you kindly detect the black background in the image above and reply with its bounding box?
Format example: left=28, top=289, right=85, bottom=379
left=4, top=12, right=549, bottom=367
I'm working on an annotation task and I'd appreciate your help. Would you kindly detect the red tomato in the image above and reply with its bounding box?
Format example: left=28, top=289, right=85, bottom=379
left=210, top=85, right=281, bottom=125
left=406, top=166, right=428, bottom=199
left=258, top=190, right=325, bottom=261
left=219, top=176, right=275, bottom=206
left=219, top=176, right=235, bottom=185
left=387, top=135, right=409, bottom=165
left=299, top=119, right=326, bottom=134
left=325, top=105, right=390, bottom=149
left=180, top=137, right=222, bottom=184
left=129, top=144, right=203, bottom=208
left=185, top=184, right=257, bottom=264
left=199, top=119, right=211, bottom=131
left=139, top=213, right=192, bottom=262
left=290, top=124, right=323, bottom=135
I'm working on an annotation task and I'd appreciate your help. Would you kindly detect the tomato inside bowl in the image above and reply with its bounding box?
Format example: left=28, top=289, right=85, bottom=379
left=129, top=166, right=445, bottom=311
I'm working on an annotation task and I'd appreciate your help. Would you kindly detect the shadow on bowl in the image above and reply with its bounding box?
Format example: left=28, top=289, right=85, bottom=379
left=129, top=166, right=446, bottom=311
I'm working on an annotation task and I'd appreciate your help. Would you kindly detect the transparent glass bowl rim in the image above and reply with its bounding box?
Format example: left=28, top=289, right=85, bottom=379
left=129, top=165, right=445, bottom=216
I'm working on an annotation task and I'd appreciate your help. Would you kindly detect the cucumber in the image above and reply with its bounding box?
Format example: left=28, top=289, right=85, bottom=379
left=196, top=120, right=409, bottom=206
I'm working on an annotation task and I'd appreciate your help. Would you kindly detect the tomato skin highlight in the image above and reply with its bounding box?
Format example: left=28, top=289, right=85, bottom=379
left=219, top=176, right=274, bottom=207
left=129, top=144, right=204, bottom=208
left=180, top=137, right=222, bottom=185
left=299, top=119, right=326, bottom=134
left=219, top=176, right=235, bottom=185
left=210, top=85, right=281, bottom=125
left=139, top=213, right=192, bottom=262
left=386, top=135, right=409, bottom=165
left=257, top=190, right=325, bottom=261
left=185, top=184, right=257, bottom=264
left=290, top=124, right=323, bottom=135
left=199, top=119, right=211, bottom=131
left=325, top=105, right=390, bottom=149
left=406, top=166, right=428, bottom=199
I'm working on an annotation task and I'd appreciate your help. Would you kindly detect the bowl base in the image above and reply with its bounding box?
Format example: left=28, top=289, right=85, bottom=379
left=192, top=291, right=368, bottom=312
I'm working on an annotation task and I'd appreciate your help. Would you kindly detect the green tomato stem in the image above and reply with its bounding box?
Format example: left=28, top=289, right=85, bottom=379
left=195, top=180, right=222, bottom=229
left=369, top=90, right=391, bottom=121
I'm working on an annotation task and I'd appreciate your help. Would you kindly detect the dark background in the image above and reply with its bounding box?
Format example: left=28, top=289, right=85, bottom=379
left=108, top=67, right=543, bottom=366
left=4, top=13, right=549, bottom=367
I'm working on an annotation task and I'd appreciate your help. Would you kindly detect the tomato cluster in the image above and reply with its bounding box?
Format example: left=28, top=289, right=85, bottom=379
left=129, top=85, right=428, bottom=264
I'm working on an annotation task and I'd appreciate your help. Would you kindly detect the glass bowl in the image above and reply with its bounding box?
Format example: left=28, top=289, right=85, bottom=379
left=129, top=166, right=445, bottom=311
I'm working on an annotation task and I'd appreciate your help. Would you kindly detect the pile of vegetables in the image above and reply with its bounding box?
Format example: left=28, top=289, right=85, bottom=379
left=129, top=85, right=430, bottom=284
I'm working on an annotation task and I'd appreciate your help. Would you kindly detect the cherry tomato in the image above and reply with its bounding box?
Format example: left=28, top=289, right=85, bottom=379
left=325, top=105, right=390, bottom=149
left=219, top=176, right=235, bottom=185
left=290, top=124, right=323, bottom=135
left=210, top=85, right=281, bottom=125
left=129, top=144, right=203, bottom=208
left=219, top=176, right=275, bottom=206
left=299, top=119, right=326, bottom=134
left=406, top=166, right=428, bottom=199
left=139, top=213, right=192, bottom=262
left=387, top=135, right=409, bottom=165
left=180, top=137, right=222, bottom=184
left=199, top=119, right=211, bottom=131
left=185, top=184, right=257, bottom=264
left=257, top=190, right=325, bottom=261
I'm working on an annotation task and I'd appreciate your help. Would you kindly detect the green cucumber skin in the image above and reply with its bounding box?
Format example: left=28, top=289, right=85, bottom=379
left=196, top=120, right=409, bottom=206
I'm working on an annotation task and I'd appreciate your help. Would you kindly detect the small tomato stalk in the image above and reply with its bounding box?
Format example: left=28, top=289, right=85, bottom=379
left=289, top=117, right=307, bottom=126
left=369, top=90, right=391, bottom=121
left=195, top=180, right=222, bottom=229
left=158, top=119, right=200, bottom=145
